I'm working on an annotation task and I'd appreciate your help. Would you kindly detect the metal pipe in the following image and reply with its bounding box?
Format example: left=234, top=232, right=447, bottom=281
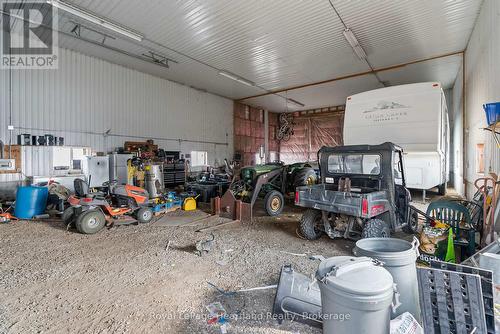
left=14, top=126, right=228, bottom=146
left=462, top=52, right=467, bottom=196
left=0, top=140, right=4, bottom=159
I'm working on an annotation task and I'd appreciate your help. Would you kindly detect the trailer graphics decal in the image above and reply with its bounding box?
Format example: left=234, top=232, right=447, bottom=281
left=363, top=100, right=410, bottom=123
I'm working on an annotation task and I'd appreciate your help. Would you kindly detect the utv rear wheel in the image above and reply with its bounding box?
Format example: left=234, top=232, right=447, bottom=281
left=75, top=209, right=106, bottom=234
left=299, top=209, right=323, bottom=240
left=62, top=206, right=75, bottom=226
left=136, top=207, right=153, bottom=223
left=264, top=191, right=284, bottom=216
left=293, top=167, right=317, bottom=187
left=362, top=218, right=391, bottom=238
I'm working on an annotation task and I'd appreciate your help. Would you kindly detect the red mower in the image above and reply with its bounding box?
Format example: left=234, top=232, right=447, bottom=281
left=63, top=179, right=154, bottom=234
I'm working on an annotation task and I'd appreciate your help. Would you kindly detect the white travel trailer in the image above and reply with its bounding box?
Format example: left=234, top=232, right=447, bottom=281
left=343, top=82, right=449, bottom=196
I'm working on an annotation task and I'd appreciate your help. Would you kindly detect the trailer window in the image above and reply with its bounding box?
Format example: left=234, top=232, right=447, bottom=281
left=327, top=154, right=381, bottom=175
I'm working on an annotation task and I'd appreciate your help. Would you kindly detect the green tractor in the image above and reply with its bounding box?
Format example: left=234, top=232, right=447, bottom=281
left=228, top=162, right=317, bottom=216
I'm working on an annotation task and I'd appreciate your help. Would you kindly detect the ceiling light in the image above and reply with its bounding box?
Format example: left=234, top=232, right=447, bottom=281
left=343, top=28, right=367, bottom=60
left=219, top=71, right=255, bottom=87
left=47, top=0, right=143, bottom=41
left=287, top=98, right=305, bottom=108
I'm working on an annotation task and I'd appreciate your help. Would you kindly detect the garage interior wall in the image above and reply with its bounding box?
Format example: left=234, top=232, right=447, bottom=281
left=454, top=0, right=500, bottom=198
left=0, top=47, right=233, bottom=167
left=233, top=102, right=279, bottom=166
left=279, top=109, right=344, bottom=164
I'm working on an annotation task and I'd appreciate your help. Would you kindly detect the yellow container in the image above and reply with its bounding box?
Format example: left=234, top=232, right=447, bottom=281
left=183, top=197, right=197, bottom=211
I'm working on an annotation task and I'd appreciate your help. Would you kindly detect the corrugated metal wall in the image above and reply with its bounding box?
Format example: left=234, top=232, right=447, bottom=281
left=455, top=0, right=500, bottom=198
left=0, top=47, right=233, bottom=167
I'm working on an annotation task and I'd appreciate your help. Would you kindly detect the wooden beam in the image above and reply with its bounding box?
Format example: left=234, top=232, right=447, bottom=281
left=237, top=51, right=464, bottom=102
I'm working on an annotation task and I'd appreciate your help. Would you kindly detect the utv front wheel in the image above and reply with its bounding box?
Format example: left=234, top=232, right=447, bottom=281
left=75, top=209, right=106, bottom=234
left=361, top=218, right=391, bottom=238
left=402, top=211, right=419, bottom=234
left=264, top=191, right=284, bottom=216
left=299, top=209, right=323, bottom=240
left=437, top=183, right=447, bottom=196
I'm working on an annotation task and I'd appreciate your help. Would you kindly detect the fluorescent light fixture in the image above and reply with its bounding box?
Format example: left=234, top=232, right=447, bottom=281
left=47, top=0, right=143, bottom=41
left=219, top=70, right=255, bottom=87
left=287, top=98, right=305, bottom=108
left=343, top=28, right=367, bottom=60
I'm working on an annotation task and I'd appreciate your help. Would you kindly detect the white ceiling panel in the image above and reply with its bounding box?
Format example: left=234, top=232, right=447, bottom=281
left=377, top=54, right=463, bottom=89
left=242, top=74, right=383, bottom=112
left=1, top=0, right=483, bottom=110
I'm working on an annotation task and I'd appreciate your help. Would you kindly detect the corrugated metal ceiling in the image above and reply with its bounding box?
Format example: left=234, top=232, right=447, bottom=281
left=1, top=0, right=483, bottom=111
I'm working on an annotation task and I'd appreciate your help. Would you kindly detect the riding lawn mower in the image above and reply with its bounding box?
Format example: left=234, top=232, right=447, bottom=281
left=63, top=179, right=154, bottom=234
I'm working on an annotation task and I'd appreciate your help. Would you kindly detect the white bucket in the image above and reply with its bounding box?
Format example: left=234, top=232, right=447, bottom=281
left=353, top=237, right=421, bottom=323
left=316, top=256, right=395, bottom=334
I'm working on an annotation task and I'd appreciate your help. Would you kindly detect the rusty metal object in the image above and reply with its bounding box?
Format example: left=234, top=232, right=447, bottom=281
left=220, top=190, right=252, bottom=221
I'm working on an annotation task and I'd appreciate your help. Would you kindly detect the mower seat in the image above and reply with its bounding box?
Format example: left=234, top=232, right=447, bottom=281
left=74, top=179, right=106, bottom=198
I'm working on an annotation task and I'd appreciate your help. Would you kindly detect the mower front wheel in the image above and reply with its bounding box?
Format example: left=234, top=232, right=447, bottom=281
left=136, top=207, right=153, bottom=223
left=264, top=190, right=284, bottom=216
left=75, top=209, right=106, bottom=234
left=62, top=206, right=75, bottom=226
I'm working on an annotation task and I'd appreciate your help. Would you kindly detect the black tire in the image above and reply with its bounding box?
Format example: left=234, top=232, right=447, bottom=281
left=437, top=183, right=447, bottom=196
left=361, top=218, right=391, bottom=238
left=293, top=167, right=317, bottom=187
left=75, top=209, right=106, bottom=234
left=402, top=211, right=419, bottom=234
left=264, top=190, right=284, bottom=216
left=299, top=209, right=323, bottom=240
left=136, top=207, right=153, bottom=223
left=62, top=206, right=75, bottom=226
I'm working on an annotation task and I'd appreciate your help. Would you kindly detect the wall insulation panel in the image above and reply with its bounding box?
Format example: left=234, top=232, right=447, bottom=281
left=0, top=47, right=233, bottom=166
left=279, top=110, right=344, bottom=164
left=233, top=102, right=279, bottom=166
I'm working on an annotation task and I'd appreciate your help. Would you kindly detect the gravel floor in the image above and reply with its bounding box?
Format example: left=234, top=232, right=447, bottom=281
left=0, top=203, right=353, bottom=334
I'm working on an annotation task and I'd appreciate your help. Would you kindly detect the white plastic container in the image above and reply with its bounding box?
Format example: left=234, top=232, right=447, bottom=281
left=353, top=237, right=421, bottom=323
left=316, top=256, right=395, bottom=334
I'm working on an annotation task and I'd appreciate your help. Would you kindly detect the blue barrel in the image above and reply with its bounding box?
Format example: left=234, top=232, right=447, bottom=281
left=14, top=186, right=49, bottom=219
left=483, top=103, right=500, bottom=126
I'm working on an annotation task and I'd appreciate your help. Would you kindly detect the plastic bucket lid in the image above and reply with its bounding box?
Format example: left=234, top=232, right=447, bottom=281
left=353, top=238, right=417, bottom=267
left=316, top=256, right=394, bottom=308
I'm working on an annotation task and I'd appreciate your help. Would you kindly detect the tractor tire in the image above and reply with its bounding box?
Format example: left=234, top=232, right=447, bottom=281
left=293, top=167, right=317, bottom=187
left=402, top=211, right=419, bottom=234
left=361, top=218, right=391, bottom=238
left=264, top=190, right=284, bottom=216
left=136, top=207, right=153, bottom=223
left=437, top=183, right=447, bottom=196
left=75, top=209, right=106, bottom=234
left=299, top=209, right=323, bottom=240
left=62, top=206, right=75, bottom=226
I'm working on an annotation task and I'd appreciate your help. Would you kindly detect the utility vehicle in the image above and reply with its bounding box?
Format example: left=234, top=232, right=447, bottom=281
left=295, top=142, right=418, bottom=240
